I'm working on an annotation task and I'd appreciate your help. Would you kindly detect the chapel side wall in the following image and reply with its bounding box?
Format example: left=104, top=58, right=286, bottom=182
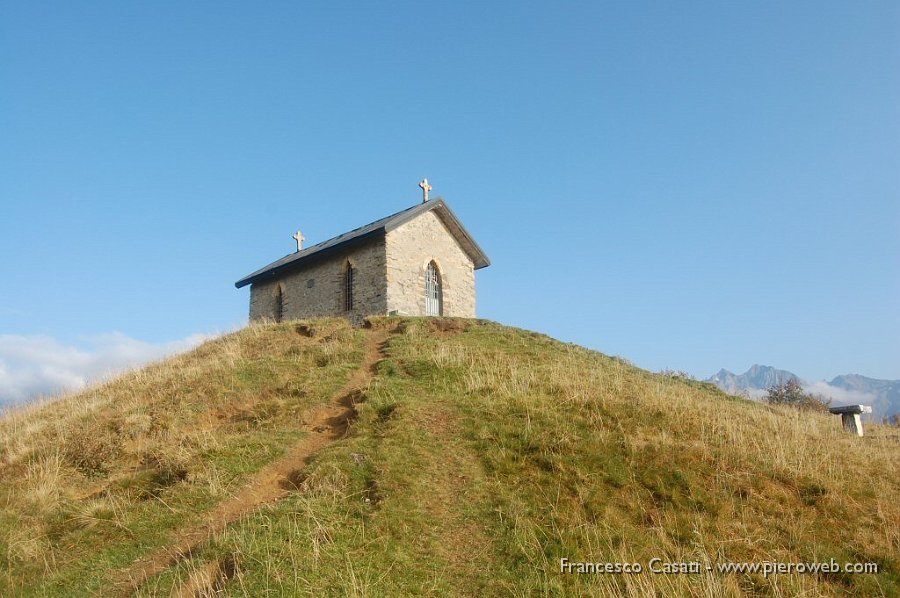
left=384, top=210, right=476, bottom=317
left=249, top=238, right=387, bottom=321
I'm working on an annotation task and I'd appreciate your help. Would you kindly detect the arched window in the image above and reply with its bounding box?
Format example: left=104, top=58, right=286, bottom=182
left=425, top=261, right=442, bottom=316
left=343, top=262, right=355, bottom=312
left=274, top=285, right=284, bottom=323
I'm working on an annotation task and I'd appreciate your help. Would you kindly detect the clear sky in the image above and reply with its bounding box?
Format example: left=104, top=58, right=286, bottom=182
left=1, top=1, right=898, bottom=402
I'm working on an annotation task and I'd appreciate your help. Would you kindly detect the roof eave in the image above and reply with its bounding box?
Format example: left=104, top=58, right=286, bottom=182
left=425, top=200, right=491, bottom=269
left=234, top=229, right=384, bottom=288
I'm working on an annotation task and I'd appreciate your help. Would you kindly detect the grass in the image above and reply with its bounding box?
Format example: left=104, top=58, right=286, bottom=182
left=0, top=317, right=897, bottom=596
left=0, top=318, right=365, bottom=595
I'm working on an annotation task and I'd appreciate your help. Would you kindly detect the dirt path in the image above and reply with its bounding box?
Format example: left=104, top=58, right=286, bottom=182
left=117, top=327, right=390, bottom=595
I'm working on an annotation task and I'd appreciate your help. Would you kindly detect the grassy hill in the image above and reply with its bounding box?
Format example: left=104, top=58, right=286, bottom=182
left=0, top=318, right=897, bottom=597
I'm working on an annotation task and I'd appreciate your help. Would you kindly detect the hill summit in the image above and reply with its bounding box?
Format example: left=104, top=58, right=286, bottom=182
left=1, top=318, right=897, bottom=596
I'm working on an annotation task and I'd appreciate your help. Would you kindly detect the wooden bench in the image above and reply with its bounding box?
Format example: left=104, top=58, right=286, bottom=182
left=828, top=404, right=872, bottom=437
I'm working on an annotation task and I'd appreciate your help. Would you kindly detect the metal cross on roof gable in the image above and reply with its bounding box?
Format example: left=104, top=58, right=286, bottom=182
left=419, top=178, right=432, bottom=203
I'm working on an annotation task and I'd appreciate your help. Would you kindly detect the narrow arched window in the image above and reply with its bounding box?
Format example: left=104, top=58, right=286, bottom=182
left=274, top=285, right=284, bottom=323
left=425, top=261, right=442, bottom=316
left=343, top=262, right=355, bottom=312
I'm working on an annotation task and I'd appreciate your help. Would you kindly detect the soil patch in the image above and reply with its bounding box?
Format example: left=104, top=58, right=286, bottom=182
left=427, top=318, right=471, bottom=336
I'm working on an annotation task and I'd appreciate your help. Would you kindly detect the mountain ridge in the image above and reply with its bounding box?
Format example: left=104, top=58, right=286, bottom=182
left=708, top=364, right=800, bottom=398
left=706, top=365, right=900, bottom=420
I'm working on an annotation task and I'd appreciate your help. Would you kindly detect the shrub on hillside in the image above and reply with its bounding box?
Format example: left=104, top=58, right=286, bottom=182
left=765, top=380, right=830, bottom=413
left=62, top=420, right=122, bottom=476
left=660, top=369, right=694, bottom=380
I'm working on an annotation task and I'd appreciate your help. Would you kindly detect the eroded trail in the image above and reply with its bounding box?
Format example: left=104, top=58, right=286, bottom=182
left=118, top=327, right=390, bottom=595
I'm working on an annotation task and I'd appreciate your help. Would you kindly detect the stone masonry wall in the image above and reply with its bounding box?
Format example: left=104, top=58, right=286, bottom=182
left=249, top=238, right=387, bottom=322
left=385, top=210, right=476, bottom=317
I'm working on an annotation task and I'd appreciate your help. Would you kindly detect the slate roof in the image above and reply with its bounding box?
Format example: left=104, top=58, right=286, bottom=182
left=235, top=199, right=490, bottom=289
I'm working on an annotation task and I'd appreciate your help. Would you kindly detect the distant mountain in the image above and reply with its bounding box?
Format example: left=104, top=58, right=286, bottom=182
left=708, top=365, right=800, bottom=398
left=706, top=366, right=900, bottom=421
left=827, top=374, right=900, bottom=423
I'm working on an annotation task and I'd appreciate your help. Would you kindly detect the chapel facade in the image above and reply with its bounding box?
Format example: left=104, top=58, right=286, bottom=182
left=235, top=187, right=490, bottom=322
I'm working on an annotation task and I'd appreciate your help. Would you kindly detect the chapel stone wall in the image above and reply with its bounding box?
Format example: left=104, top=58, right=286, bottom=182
left=249, top=238, right=387, bottom=322
left=384, top=210, right=476, bottom=317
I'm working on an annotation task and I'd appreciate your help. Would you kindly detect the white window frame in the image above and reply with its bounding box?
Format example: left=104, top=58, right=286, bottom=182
left=425, top=261, right=442, bottom=316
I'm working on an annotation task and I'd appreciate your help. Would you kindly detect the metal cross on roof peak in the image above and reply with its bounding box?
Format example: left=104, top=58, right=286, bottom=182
left=419, top=178, right=432, bottom=203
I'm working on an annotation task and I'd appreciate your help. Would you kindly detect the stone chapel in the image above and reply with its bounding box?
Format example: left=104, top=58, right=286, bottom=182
left=235, top=181, right=490, bottom=322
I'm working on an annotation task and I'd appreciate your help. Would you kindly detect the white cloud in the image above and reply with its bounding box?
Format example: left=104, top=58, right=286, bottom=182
left=801, top=381, right=876, bottom=407
left=0, top=332, right=211, bottom=407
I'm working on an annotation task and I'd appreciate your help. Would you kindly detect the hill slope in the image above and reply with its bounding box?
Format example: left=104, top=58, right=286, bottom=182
left=0, top=318, right=897, bottom=597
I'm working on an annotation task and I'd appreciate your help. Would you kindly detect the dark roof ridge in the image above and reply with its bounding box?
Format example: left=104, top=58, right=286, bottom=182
left=235, top=199, right=489, bottom=289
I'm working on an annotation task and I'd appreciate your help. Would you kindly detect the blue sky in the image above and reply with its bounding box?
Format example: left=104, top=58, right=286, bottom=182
left=1, top=1, right=898, bottom=402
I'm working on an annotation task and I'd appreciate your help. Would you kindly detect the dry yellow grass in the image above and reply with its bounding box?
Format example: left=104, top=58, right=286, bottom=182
left=0, top=317, right=897, bottom=596
left=0, top=318, right=366, bottom=595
